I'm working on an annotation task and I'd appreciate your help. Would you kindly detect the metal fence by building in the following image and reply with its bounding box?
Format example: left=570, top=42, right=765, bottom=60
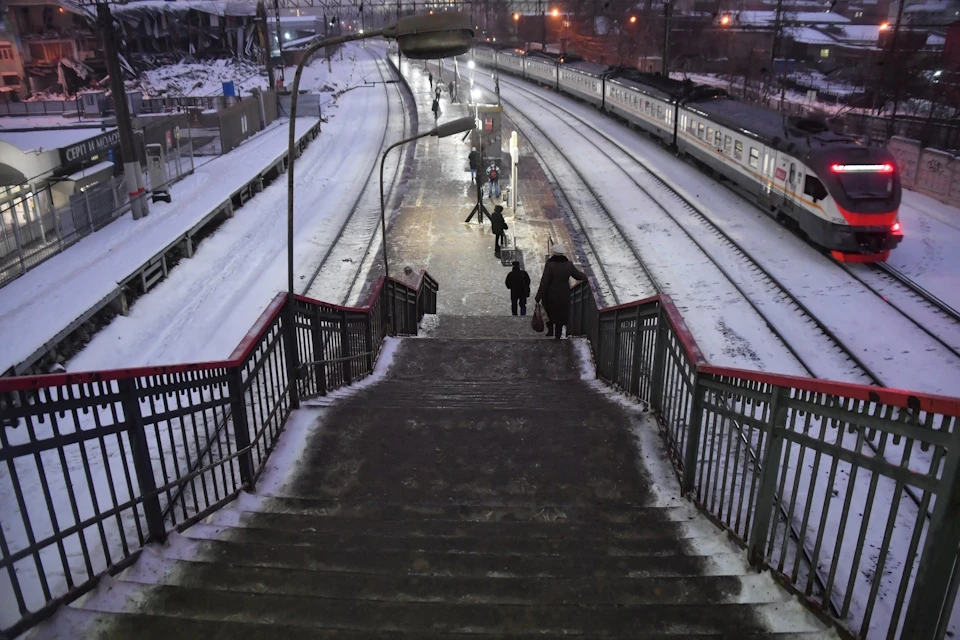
left=0, top=176, right=129, bottom=287
left=0, top=273, right=439, bottom=638
left=567, top=281, right=960, bottom=640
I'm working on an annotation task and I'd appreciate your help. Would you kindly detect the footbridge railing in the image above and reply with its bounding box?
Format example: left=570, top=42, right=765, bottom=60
left=569, top=281, right=960, bottom=640
left=0, top=272, right=438, bottom=638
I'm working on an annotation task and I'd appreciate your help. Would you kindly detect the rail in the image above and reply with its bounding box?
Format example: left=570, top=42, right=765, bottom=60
left=0, top=271, right=438, bottom=638
left=569, top=280, right=960, bottom=640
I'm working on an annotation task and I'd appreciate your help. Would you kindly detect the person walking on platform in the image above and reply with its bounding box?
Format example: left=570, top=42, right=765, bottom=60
left=468, top=146, right=481, bottom=183
left=489, top=204, right=509, bottom=257
left=535, top=244, right=587, bottom=340
left=435, top=86, right=442, bottom=103
left=428, top=70, right=433, bottom=90
left=448, top=79, right=457, bottom=103
left=486, top=161, right=501, bottom=199
left=432, top=96, right=440, bottom=121
left=505, top=260, right=531, bottom=316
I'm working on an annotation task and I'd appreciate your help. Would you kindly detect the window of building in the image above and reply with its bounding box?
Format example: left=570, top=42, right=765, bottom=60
left=749, top=147, right=760, bottom=168
left=734, top=140, right=743, bottom=160
left=0, top=45, right=13, bottom=61
left=3, top=74, right=19, bottom=86
left=804, top=175, right=827, bottom=200
left=820, top=48, right=830, bottom=58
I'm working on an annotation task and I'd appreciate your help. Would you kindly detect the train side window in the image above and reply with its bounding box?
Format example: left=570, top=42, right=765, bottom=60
left=749, top=147, right=760, bottom=168
left=734, top=141, right=743, bottom=160
left=789, top=163, right=796, bottom=185
left=804, top=175, right=828, bottom=201
left=697, top=123, right=705, bottom=139
left=663, top=108, right=669, bottom=123
left=715, top=131, right=722, bottom=147
left=724, top=135, right=732, bottom=154
left=706, top=126, right=713, bottom=142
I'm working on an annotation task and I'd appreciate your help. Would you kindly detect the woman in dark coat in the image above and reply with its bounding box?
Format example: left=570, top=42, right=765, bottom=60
left=489, top=205, right=508, bottom=256
left=535, top=244, right=587, bottom=339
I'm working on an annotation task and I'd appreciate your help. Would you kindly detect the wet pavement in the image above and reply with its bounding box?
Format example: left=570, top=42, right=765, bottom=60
left=357, top=56, right=584, bottom=316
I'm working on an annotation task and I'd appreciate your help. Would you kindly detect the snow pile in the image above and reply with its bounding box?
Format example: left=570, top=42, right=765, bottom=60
left=131, top=58, right=266, bottom=97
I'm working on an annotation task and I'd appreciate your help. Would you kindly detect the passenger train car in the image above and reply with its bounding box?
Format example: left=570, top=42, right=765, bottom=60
left=470, top=46, right=902, bottom=262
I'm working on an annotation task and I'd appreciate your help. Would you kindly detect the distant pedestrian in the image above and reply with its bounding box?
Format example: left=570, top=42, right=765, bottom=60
left=435, top=86, right=441, bottom=102
left=535, top=244, right=587, bottom=340
left=428, top=70, right=433, bottom=90
left=468, top=146, right=481, bottom=183
left=432, top=97, right=440, bottom=120
left=486, top=161, right=501, bottom=199
left=489, top=204, right=509, bottom=257
left=505, top=260, right=531, bottom=316
left=448, top=80, right=456, bottom=103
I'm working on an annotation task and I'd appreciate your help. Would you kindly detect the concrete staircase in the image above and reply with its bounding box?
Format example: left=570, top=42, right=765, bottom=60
left=35, top=317, right=838, bottom=639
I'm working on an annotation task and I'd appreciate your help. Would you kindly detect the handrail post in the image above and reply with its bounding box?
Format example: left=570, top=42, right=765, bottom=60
left=339, top=309, right=353, bottom=384
left=364, top=312, right=375, bottom=374
left=650, top=302, right=668, bottom=411
left=611, top=309, right=621, bottom=388
left=282, top=298, right=301, bottom=409
left=311, top=305, right=328, bottom=395
left=901, top=425, right=960, bottom=638
left=119, top=378, right=166, bottom=543
left=227, top=367, right=256, bottom=487
left=680, top=371, right=705, bottom=496
left=746, top=384, right=789, bottom=566
left=628, top=307, right=644, bottom=398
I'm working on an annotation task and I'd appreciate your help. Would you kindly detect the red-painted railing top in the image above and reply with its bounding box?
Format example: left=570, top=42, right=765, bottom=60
left=585, top=283, right=960, bottom=416
left=0, top=272, right=436, bottom=392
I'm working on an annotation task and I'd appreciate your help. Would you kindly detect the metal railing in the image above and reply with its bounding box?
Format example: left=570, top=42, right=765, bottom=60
left=0, top=271, right=438, bottom=638
left=569, top=280, right=960, bottom=640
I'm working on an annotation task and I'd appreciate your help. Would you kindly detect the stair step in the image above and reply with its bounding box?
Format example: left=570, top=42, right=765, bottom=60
left=39, top=606, right=837, bottom=639
left=120, top=555, right=791, bottom=606
left=79, top=582, right=829, bottom=635
left=182, top=521, right=734, bottom=557
left=155, top=534, right=750, bottom=578
left=424, top=315, right=542, bottom=340
left=226, top=494, right=692, bottom=525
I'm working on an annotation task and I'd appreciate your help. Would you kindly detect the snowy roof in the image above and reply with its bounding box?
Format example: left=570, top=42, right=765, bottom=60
left=839, top=25, right=881, bottom=42
left=788, top=26, right=838, bottom=44
left=927, top=32, right=947, bottom=44
left=64, top=160, right=114, bottom=182
left=0, top=127, right=116, bottom=154
left=113, top=0, right=257, bottom=17
left=904, top=1, right=951, bottom=12
left=736, top=10, right=851, bottom=24
left=267, top=15, right=320, bottom=25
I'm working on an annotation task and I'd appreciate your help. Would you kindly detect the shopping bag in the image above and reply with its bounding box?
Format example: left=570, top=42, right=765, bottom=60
left=531, top=304, right=545, bottom=332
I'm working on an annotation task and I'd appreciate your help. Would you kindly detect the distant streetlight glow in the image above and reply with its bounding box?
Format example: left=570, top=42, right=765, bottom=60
left=513, top=12, right=520, bottom=21
left=284, top=32, right=291, bottom=39
left=720, top=14, right=731, bottom=25
left=629, top=15, right=637, bottom=23
left=552, top=8, right=559, bottom=17
left=471, top=88, right=481, bottom=99
left=880, top=21, right=890, bottom=30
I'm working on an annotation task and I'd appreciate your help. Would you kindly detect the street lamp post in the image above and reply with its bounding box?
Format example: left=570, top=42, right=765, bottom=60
left=379, top=116, right=476, bottom=331
left=284, top=12, right=473, bottom=407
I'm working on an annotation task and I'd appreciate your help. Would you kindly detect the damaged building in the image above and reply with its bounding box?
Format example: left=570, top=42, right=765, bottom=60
left=0, top=0, right=262, bottom=99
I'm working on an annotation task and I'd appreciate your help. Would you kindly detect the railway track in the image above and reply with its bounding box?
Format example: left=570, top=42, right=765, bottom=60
left=494, top=74, right=881, bottom=385
left=301, top=47, right=411, bottom=305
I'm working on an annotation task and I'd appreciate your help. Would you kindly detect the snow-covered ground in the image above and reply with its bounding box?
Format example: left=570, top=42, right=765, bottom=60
left=889, top=190, right=960, bottom=311
left=0, top=44, right=393, bottom=632
left=477, top=71, right=960, bottom=397
left=132, top=44, right=380, bottom=98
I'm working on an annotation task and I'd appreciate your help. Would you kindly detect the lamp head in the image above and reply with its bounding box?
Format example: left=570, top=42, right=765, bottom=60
left=383, top=12, right=474, bottom=59
left=433, top=116, right=476, bottom=138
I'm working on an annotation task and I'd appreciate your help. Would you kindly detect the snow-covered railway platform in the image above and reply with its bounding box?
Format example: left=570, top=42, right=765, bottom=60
left=0, top=117, right=320, bottom=377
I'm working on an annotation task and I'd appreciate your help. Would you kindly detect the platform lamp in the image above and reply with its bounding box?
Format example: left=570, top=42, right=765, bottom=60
left=379, top=116, right=476, bottom=333
left=285, top=12, right=473, bottom=408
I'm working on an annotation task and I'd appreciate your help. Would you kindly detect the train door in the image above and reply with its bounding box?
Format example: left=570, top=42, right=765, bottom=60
left=783, top=162, right=800, bottom=215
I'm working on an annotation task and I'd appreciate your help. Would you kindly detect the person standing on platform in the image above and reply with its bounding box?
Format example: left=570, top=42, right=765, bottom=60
left=428, top=70, right=433, bottom=90
left=448, top=80, right=456, bottom=103
left=432, top=96, right=440, bottom=121
left=535, top=244, right=587, bottom=340
left=468, top=146, right=481, bottom=183
left=505, top=260, right=531, bottom=316
left=435, top=86, right=441, bottom=103
left=486, top=161, right=501, bottom=200
left=489, top=205, right=509, bottom=257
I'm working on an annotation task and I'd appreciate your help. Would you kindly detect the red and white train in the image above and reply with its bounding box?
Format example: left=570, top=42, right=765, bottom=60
left=471, top=47, right=903, bottom=262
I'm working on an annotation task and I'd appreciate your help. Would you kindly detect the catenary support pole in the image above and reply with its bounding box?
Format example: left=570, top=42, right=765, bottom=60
left=98, top=3, right=148, bottom=220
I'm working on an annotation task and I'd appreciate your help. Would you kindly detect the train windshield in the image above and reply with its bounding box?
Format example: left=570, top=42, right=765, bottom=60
left=831, top=164, right=895, bottom=201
